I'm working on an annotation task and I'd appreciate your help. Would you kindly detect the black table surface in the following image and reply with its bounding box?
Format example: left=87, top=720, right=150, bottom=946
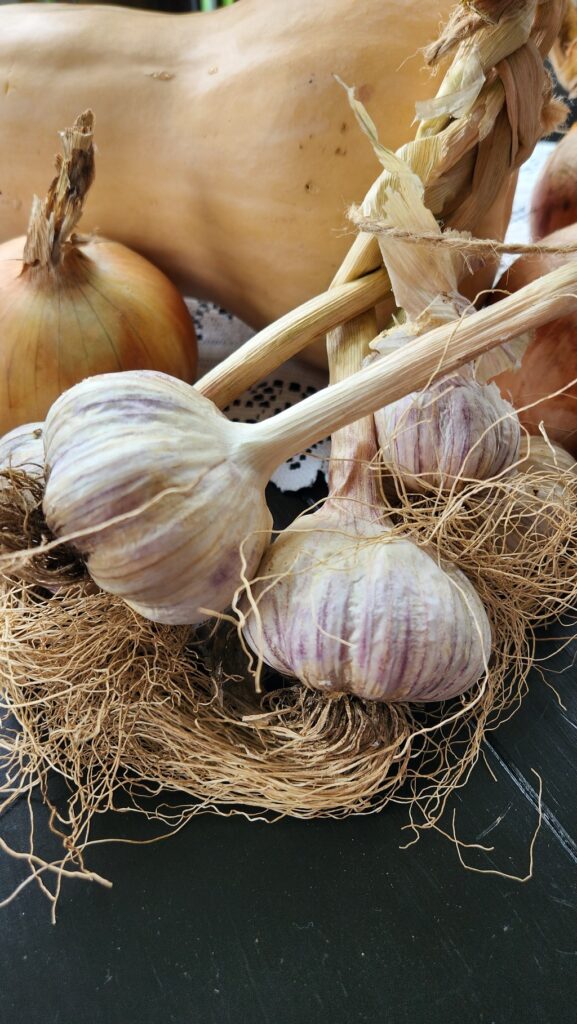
left=1, top=481, right=576, bottom=1024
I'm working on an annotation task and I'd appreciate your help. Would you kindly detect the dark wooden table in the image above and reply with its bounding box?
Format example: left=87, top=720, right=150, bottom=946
left=1, top=481, right=576, bottom=1024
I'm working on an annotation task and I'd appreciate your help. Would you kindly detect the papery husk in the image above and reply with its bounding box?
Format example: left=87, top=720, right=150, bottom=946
left=1, top=437, right=576, bottom=909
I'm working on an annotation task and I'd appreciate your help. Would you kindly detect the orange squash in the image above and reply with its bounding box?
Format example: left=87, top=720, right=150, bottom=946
left=0, top=0, right=488, bottom=336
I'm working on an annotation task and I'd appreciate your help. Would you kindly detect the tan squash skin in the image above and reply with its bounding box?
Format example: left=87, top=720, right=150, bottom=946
left=0, top=1, right=489, bottom=330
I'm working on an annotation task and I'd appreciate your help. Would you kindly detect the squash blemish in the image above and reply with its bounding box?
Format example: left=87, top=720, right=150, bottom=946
left=147, top=71, right=175, bottom=81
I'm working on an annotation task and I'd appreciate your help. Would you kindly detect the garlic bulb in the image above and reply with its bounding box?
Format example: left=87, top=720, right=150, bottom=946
left=375, top=368, right=520, bottom=492
left=0, top=422, right=44, bottom=477
left=499, top=435, right=576, bottom=553
left=519, top=435, right=576, bottom=477
left=346, top=120, right=521, bottom=491
left=42, top=264, right=577, bottom=625
left=242, top=499, right=491, bottom=703
left=0, top=421, right=45, bottom=511
left=241, top=310, right=491, bottom=703
left=43, top=372, right=272, bottom=624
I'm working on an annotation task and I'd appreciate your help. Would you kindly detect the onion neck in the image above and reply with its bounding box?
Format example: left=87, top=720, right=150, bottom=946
left=22, top=110, right=94, bottom=271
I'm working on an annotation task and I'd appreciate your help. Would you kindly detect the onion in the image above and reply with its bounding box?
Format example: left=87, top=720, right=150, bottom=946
left=0, top=111, right=197, bottom=435
left=493, top=225, right=577, bottom=456
left=530, top=126, right=577, bottom=241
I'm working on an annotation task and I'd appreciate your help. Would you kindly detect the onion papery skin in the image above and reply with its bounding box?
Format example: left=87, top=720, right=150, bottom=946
left=242, top=507, right=492, bottom=704
left=0, top=235, right=197, bottom=434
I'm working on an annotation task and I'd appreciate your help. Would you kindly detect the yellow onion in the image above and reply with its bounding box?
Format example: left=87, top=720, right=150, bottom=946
left=0, top=111, right=197, bottom=435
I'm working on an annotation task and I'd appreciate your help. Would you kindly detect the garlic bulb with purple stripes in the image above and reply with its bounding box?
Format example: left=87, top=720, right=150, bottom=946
left=241, top=313, right=492, bottom=703
left=374, top=366, right=520, bottom=492
left=241, top=501, right=491, bottom=702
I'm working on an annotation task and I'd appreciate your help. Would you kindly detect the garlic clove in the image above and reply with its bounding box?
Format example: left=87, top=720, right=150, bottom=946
left=242, top=509, right=491, bottom=703
left=375, top=374, right=520, bottom=492
left=43, top=371, right=272, bottom=625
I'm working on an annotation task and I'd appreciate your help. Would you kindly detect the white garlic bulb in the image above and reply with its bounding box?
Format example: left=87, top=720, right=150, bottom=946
left=43, top=372, right=272, bottom=625
left=375, top=370, right=520, bottom=492
left=242, top=506, right=491, bottom=703
left=0, top=422, right=45, bottom=510
left=0, top=422, right=45, bottom=477
left=346, top=128, right=522, bottom=493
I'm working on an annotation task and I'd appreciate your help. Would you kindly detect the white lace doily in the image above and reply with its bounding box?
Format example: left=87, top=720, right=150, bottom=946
left=188, top=140, right=554, bottom=492
left=189, top=302, right=330, bottom=490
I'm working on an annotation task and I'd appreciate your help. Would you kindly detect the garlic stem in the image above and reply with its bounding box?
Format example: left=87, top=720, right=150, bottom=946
left=248, top=262, right=577, bottom=474
left=196, top=268, right=391, bottom=408
left=331, top=0, right=544, bottom=289
left=326, top=310, right=380, bottom=506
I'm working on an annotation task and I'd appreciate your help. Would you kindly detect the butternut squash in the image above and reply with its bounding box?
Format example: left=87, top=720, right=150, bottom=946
left=0, top=0, right=484, bottom=339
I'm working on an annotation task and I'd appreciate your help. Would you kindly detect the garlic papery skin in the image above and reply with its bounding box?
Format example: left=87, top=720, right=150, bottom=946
left=241, top=504, right=491, bottom=703
left=374, top=370, right=521, bottom=493
left=43, top=371, right=272, bottom=625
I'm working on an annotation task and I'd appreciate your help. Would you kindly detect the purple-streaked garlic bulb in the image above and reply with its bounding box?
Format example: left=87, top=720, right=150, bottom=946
left=241, top=313, right=492, bottom=704
left=352, top=127, right=521, bottom=492
left=241, top=501, right=491, bottom=702
left=0, top=422, right=45, bottom=477
left=374, top=366, right=520, bottom=492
